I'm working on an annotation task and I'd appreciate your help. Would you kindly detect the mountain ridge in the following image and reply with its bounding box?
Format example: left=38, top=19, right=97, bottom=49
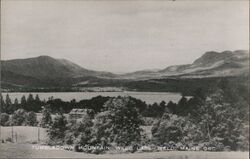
left=1, top=50, right=249, bottom=90
left=1, top=55, right=116, bottom=79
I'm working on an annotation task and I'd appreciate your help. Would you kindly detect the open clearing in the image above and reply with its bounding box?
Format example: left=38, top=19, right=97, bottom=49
left=0, top=127, right=248, bottom=159
left=0, top=126, right=47, bottom=143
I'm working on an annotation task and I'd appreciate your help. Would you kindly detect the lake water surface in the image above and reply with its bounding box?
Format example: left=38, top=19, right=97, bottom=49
left=2, top=92, right=183, bottom=104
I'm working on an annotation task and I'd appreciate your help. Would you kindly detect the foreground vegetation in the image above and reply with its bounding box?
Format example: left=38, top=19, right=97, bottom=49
left=0, top=77, right=249, bottom=154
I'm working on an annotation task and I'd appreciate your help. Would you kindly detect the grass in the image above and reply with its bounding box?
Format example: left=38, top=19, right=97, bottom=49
left=0, top=143, right=249, bottom=159
left=0, top=126, right=248, bottom=159
left=0, top=126, right=47, bottom=143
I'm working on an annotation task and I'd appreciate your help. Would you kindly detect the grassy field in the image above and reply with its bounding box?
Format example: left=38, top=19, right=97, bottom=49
left=0, top=126, right=248, bottom=159
left=0, top=143, right=249, bottom=159
left=0, top=126, right=47, bottom=143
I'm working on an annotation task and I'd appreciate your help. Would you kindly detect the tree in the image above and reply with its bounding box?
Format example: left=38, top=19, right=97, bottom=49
left=65, top=114, right=93, bottom=148
left=196, top=91, right=249, bottom=150
left=35, top=94, right=41, bottom=103
left=27, top=94, right=34, bottom=103
left=11, top=109, right=27, bottom=126
left=152, top=114, right=183, bottom=145
left=40, top=105, right=52, bottom=128
left=14, top=98, right=18, bottom=105
left=12, top=98, right=19, bottom=112
left=176, top=96, right=188, bottom=115
left=5, top=94, right=13, bottom=114
left=159, top=101, right=166, bottom=112
left=25, top=94, right=35, bottom=111
left=25, top=111, right=38, bottom=126
left=33, top=94, right=43, bottom=112
left=48, top=113, right=68, bottom=145
left=93, top=97, right=143, bottom=147
left=151, top=113, right=201, bottom=148
left=0, top=94, right=6, bottom=113
left=20, top=95, right=27, bottom=109
left=166, top=101, right=177, bottom=114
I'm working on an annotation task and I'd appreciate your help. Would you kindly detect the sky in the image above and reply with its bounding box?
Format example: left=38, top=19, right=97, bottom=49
left=1, top=0, right=249, bottom=73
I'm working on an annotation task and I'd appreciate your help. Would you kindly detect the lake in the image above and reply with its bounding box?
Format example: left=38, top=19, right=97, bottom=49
left=2, top=92, right=184, bottom=104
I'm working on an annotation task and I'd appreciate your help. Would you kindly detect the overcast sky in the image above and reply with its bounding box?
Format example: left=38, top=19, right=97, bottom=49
left=1, top=0, right=249, bottom=73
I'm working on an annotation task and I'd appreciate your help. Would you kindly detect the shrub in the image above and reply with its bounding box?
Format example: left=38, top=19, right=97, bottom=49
left=11, top=109, right=27, bottom=126
left=25, top=111, right=38, bottom=126
left=0, top=113, right=10, bottom=126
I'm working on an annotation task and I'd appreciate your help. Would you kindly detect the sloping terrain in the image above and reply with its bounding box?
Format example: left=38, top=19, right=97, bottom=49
left=1, top=50, right=249, bottom=91
left=122, top=50, right=249, bottom=79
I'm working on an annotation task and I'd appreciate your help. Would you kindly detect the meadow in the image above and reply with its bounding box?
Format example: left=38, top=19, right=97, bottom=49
left=0, top=143, right=248, bottom=159
left=0, top=126, right=248, bottom=159
left=0, top=126, right=47, bottom=143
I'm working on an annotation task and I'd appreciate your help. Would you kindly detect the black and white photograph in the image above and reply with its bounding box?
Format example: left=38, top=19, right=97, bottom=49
left=0, top=0, right=249, bottom=158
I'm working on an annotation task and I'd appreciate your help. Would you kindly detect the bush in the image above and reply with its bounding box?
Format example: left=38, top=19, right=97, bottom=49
left=0, top=113, right=10, bottom=126
left=11, top=109, right=27, bottom=126
left=25, top=111, right=38, bottom=126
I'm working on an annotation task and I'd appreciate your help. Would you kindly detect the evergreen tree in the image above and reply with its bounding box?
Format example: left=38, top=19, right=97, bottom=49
left=13, top=98, right=19, bottom=112
left=176, top=96, right=188, bottom=115
left=35, top=94, right=41, bottom=103
left=40, top=105, right=52, bottom=128
left=21, top=95, right=27, bottom=109
left=159, top=101, right=166, bottom=116
left=5, top=94, right=13, bottom=114
left=33, top=94, right=42, bottom=112
left=14, top=98, right=18, bottom=105
left=0, top=94, right=6, bottom=113
left=27, top=94, right=34, bottom=103
left=48, top=113, right=68, bottom=144
left=26, top=94, right=35, bottom=111
left=166, top=101, right=177, bottom=114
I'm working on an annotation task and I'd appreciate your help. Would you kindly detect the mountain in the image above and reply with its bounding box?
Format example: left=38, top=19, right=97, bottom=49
left=160, top=50, right=249, bottom=78
left=1, top=50, right=249, bottom=91
left=123, top=50, right=249, bottom=79
left=1, top=56, right=115, bottom=79
left=1, top=56, right=117, bottom=89
left=119, top=69, right=161, bottom=79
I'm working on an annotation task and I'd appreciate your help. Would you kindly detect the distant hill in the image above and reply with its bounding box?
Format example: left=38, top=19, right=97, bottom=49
left=1, top=50, right=249, bottom=91
left=122, top=50, right=249, bottom=79
left=1, top=56, right=115, bottom=79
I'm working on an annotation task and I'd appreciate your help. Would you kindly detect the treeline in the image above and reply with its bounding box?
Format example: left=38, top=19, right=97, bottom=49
left=125, top=76, right=249, bottom=95
left=0, top=94, right=45, bottom=114
left=0, top=92, right=204, bottom=119
left=0, top=94, right=147, bottom=116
